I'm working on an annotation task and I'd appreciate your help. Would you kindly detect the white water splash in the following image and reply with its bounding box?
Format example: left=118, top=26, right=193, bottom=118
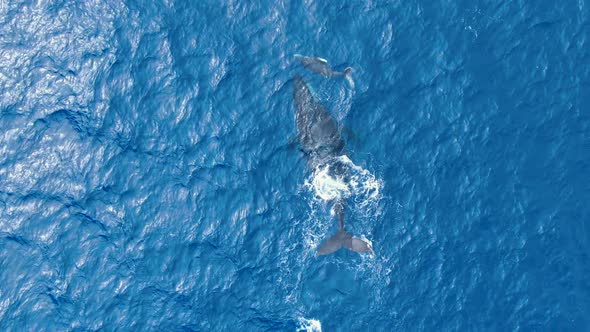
left=296, top=317, right=322, bottom=332
left=309, top=164, right=351, bottom=201
left=305, top=155, right=382, bottom=213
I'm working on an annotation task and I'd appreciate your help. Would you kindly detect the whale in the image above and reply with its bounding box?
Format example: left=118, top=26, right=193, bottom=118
left=294, top=54, right=355, bottom=89
left=292, top=74, right=373, bottom=256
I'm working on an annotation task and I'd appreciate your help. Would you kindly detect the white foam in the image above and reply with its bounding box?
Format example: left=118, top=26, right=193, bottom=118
left=305, top=155, right=382, bottom=214
left=308, top=164, right=351, bottom=201
left=296, top=317, right=322, bottom=332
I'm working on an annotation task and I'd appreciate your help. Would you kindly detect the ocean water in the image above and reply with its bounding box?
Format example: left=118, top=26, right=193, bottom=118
left=0, top=0, right=589, bottom=331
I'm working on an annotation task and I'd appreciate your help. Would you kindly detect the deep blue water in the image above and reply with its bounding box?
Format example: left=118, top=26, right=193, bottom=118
left=1, top=1, right=589, bottom=331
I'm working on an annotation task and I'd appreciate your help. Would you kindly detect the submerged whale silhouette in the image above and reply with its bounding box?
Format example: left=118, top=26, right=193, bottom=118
left=292, top=74, right=373, bottom=256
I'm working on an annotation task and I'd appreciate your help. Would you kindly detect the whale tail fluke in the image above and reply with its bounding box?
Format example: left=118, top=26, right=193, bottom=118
left=316, top=230, right=373, bottom=256
left=350, top=237, right=373, bottom=255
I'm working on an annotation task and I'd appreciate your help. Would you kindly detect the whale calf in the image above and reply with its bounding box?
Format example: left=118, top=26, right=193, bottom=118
left=294, top=54, right=355, bottom=89
left=292, top=74, right=372, bottom=256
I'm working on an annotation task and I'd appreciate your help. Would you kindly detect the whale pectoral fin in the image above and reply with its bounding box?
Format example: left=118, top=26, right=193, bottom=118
left=345, top=74, right=355, bottom=90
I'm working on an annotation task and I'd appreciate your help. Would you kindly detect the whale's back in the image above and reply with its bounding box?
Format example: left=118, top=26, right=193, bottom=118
left=292, top=75, right=344, bottom=165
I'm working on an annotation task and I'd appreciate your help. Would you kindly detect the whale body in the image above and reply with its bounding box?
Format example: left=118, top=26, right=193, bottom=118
left=292, top=75, right=372, bottom=256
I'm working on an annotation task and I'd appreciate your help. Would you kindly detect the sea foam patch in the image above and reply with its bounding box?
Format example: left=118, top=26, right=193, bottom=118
left=296, top=317, right=322, bottom=332
left=305, top=155, right=382, bottom=215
